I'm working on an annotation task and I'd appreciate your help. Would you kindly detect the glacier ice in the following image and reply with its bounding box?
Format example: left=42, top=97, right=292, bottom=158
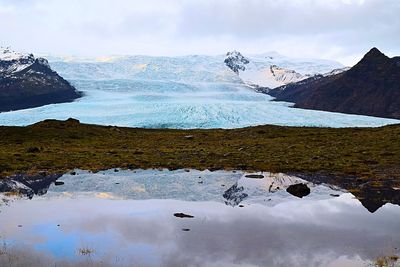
left=0, top=54, right=398, bottom=128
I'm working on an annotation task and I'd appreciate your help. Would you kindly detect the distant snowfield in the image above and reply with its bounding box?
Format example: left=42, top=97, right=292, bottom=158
left=0, top=54, right=398, bottom=128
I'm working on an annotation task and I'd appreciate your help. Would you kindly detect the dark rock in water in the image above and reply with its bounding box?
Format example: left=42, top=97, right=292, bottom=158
left=223, top=183, right=248, bottom=206
left=54, top=181, right=64, bottom=186
left=0, top=48, right=82, bottom=112
left=330, top=194, right=340, bottom=197
left=286, top=183, right=311, bottom=198
left=245, top=174, right=264, bottom=179
left=174, top=213, right=194, bottom=219
left=70, top=171, right=77, bottom=175
left=239, top=205, right=245, bottom=208
left=182, top=228, right=190, bottom=232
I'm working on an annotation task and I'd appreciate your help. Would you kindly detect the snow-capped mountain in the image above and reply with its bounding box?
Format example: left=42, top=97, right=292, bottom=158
left=224, top=50, right=344, bottom=89
left=0, top=47, right=44, bottom=75
left=224, top=51, right=308, bottom=88
left=0, top=47, right=81, bottom=112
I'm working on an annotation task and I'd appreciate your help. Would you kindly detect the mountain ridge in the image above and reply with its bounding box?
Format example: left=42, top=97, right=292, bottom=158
left=269, top=47, right=400, bottom=119
left=0, top=47, right=82, bottom=112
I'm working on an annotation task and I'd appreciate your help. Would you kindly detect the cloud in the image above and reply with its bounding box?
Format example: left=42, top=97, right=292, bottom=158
left=0, top=0, right=399, bottom=65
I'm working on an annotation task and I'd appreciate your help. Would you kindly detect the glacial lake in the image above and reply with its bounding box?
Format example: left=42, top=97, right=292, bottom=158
left=0, top=169, right=399, bottom=267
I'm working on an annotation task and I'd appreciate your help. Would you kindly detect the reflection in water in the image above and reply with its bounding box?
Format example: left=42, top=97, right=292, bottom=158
left=0, top=169, right=399, bottom=267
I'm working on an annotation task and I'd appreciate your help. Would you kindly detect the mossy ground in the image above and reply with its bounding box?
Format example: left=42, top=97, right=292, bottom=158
left=0, top=119, right=399, bottom=191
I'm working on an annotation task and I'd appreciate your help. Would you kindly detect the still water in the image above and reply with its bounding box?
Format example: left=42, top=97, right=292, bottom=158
left=0, top=169, right=399, bottom=267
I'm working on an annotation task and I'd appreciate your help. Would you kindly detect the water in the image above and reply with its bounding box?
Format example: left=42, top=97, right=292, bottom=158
left=1, top=169, right=399, bottom=267
left=0, top=55, right=399, bottom=128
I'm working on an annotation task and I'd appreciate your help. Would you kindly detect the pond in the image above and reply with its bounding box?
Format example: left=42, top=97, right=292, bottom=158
left=0, top=169, right=399, bottom=267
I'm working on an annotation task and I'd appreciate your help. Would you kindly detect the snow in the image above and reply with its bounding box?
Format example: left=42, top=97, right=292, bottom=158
left=0, top=47, right=36, bottom=74
left=248, top=51, right=344, bottom=75
left=224, top=50, right=344, bottom=89
left=0, top=47, right=24, bottom=61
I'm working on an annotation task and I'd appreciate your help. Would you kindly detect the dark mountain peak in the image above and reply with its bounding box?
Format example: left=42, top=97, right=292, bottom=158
left=357, top=47, right=389, bottom=65
left=270, top=48, right=400, bottom=119
left=348, top=47, right=392, bottom=76
left=366, top=47, right=384, bottom=56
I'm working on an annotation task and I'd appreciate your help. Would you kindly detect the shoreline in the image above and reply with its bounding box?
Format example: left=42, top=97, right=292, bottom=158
left=0, top=118, right=399, bottom=208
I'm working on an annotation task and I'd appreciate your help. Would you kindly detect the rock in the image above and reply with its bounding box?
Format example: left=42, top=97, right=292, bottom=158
left=0, top=48, right=82, bottom=112
left=54, top=181, right=64, bottom=186
left=70, top=171, right=77, bottom=175
left=66, top=118, right=80, bottom=124
left=182, top=228, right=190, bottom=231
left=330, top=194, right=340, bottom=197
left=270, top=47, right=400, bottom=119
left=174, top=213, right=194, bottom=218
left=245, top=174, right=264, bottom=179
left=286, top=183, right=311, bottom=198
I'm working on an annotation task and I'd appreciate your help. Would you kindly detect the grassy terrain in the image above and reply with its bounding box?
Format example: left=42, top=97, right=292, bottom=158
left=0, top=118, right=399, bottom=192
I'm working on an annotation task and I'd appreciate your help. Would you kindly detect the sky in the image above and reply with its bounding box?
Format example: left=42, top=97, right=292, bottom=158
left=0, top=0, right=399, bottom=65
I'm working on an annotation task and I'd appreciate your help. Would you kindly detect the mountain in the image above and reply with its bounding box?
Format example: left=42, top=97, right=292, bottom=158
left=224, top=51, right=344, bottom=90
left=269, top=48, right=400, bottom=119
left=224, top=51, right=308, bottom=88
left=46, top=52, right=343, bottom=87
left=0, top=47, right=82, bottom=112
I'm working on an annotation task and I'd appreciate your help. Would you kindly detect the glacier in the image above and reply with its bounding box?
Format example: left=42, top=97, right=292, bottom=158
left=0, top=53, right=398, bottom=128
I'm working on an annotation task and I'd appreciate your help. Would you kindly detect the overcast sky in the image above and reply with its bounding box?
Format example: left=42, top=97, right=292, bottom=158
left=0, top=0, right=399, bottom=65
